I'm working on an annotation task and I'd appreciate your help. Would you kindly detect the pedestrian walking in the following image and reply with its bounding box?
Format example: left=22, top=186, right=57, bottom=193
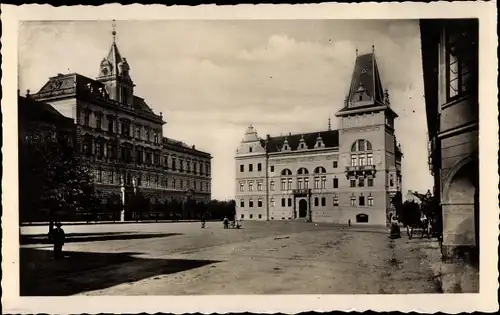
left=389, top=215, right=401, bottom=239
left=348, top=219, right=351, bottom=226
left=53, top=222, right=66, bottom=260
left=223, top=216, right=229, bottom=229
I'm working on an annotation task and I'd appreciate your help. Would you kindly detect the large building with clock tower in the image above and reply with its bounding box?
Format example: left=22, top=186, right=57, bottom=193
left=29, top=24, right=212, bottom=213
left=234, top=48, right=403, bottom=226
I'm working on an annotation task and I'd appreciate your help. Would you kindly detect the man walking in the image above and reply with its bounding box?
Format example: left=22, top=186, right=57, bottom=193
left=53, top=222, right=66, bottom=260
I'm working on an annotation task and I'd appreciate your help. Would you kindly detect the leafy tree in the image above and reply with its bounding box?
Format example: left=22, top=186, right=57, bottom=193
left=19, top=130, right=98, bottom=236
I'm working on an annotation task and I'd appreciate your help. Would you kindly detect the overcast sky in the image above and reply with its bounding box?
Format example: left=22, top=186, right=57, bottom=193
left=18, top=20, right=433, bottom=200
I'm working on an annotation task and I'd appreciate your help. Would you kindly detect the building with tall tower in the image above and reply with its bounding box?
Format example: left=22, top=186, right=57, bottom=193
left=28, top=22, right=212, bottom=216
left=235, top=48, right=403, bottom=226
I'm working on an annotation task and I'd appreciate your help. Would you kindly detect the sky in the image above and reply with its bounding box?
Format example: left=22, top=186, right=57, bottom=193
left=18, top=19, right=433, bottom=200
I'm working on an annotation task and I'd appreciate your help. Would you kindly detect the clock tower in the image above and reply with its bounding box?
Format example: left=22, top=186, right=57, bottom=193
left=96, top=20, right=135, bottom=107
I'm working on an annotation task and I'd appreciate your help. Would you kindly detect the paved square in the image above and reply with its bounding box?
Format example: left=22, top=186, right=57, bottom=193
left=20, top=221, right=442, bottom=295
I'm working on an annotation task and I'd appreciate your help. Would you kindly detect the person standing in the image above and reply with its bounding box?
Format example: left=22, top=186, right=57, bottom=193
left=223, top=216, right=229, bottom=229
left=53, top=222, right=66, bottom=260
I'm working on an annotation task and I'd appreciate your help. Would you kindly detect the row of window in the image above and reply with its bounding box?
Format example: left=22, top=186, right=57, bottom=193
left=239, top=194, right=375, bottom=208
left=93, top=169, right=211, bottom=192
left=239, top=176, right=374, bottom=192
left=81, top=138, right=210, bottom=176
left=350, top=153, right=374, bottom=167
left=82, top=110, right=162, bottom=144
left=239, top=164, right=338, bottom=174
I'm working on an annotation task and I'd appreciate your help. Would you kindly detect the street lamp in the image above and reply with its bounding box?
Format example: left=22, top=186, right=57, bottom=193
left=120, top=175, right=125, bottom=222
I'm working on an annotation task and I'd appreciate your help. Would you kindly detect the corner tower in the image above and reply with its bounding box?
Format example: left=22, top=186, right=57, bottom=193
left=335, top=47, right=403, bottom=226
left=96, top=20, right=135, bottom=108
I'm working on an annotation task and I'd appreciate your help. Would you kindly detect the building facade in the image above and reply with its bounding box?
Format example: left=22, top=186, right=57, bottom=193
left=420, top=19, right=479, bottom=260
left=235, top=50, right=403, bottom=226
left=30, top=30, right=212, bottom=207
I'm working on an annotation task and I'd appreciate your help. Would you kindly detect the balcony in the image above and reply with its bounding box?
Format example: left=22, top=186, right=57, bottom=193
left=345, top=165, right=376, bottom=178
left=292, top=189, right=311, bottom=197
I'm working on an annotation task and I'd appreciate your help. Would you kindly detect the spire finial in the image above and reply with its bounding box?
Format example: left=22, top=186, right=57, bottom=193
left=328, top=111, right=331, bottom=131
left=372, top=45, right=375, bottom=53
left=112, top=19, right=117, bottom=43
left=355, top=48, right=358, bottom=56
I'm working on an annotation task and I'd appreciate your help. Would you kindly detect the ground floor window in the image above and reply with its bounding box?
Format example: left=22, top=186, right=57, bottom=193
left=356, top=213, right=369, bottom=223
left=241, top=214, right=244, bottom=219
left=258, top=214, right=262, bottom=219
left=250, top=214, right=253, bottom=219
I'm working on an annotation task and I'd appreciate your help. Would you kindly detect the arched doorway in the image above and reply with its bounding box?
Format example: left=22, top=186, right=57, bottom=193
left=445, top=160, right=478, bottom=248
left=356, top=213, right=369, bottom=223
left=298, top=199, right=308, bottom=218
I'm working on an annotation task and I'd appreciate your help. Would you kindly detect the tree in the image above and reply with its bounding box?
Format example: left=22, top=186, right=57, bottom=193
left=19, top=130, right=98, bottom=236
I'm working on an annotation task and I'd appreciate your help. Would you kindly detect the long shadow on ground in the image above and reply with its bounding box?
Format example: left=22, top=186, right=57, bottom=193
left=20, top=248, right=221, bottom=296
left=20, top=232, right=182, bottom=245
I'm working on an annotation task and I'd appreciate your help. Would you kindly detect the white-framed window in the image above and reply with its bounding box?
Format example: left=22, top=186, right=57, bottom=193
left=350, top=196, right=356, bottom=206
left=257, top=181, right=263, bottom=191
left=248, top=181, right=254, bottom=191
left=368, top=195, right=374, bottom=206
left=314, top=177, right=320, bottom=189
left=351, top=155, right=357, bottom=166
left=249, top=199, right=254, bottom=208
left=359, top=154, right=366, bottom=166
left=271, top=198, right=275, bottom=207
left=240, top=199, right=245, bottom=207
left=287, top=178, right=293, bottom=190
left=368, top=177, right=374, bottom=187
left=333, top=196, right=339, bottom=206
left=297, top=178, right=303, bottom=189
left=304, top=177, right=309, bottom=189
left=258, top=198, right=263, bottom=207
left=367, top=153, right=373, bottom=166
left=281, top=179, right=286, bottom=191
left=239, top=182, right=245, bottom=192
left=270, top=180, right=275, bottom=191
left=321, top=176, right=326, bottom=189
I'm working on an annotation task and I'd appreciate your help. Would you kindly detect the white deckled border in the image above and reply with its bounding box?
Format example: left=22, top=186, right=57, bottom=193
left=2, top=2, right=498, bottom=314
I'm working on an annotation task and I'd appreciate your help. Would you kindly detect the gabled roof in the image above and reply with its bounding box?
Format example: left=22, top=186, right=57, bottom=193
left=263, top=130, right=339, bottom=153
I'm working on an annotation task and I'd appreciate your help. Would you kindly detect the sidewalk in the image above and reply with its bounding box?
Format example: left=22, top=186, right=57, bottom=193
left=420, top=239, right=479, bottom=293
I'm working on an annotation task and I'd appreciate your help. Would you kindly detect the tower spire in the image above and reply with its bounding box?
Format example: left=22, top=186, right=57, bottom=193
left=328, top=112, right=331, bottom=131
left=112, top=19, right=117, bottom=43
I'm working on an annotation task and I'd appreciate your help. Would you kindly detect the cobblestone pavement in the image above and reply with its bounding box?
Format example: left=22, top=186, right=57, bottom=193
left=20, top=221, right=442, bottom=295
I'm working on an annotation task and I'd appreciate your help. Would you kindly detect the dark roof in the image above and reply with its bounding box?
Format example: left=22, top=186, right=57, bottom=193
left=264, top=130, right=339, bottom=153
left=162, top=137, right=211, bottom=158
left=34, top=73, right=158, bottom=119
left=18, top=95, right=74, bottom=128
left=347, top=53, right=385, bottom=105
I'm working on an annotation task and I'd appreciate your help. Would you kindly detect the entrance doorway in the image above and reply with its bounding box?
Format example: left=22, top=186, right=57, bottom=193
left=298, top=199, right=308, bottom=218
left=356, top=213, right=369, bottom=223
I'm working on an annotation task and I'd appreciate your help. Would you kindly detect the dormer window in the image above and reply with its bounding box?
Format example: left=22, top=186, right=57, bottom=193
left=298, top=135, right=308, bottom=150
left=282, top=138, right=291, bottom=151
left=314, top=134, right=325, bottom=149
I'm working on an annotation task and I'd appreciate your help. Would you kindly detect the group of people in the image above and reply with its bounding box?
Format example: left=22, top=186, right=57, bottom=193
left=389, top=213, right=434, bottom=240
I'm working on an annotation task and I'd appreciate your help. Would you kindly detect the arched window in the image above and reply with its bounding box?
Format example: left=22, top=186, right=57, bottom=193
left=351, top=139, right=373, bottom=152
left=350, top=140, right=374, bottom=166
left=297, top=167, right=309, bottom=175
left=313, top=166, right=327, bottom=174
left=356, top=213, right=369, bottom=223
left=281, top=168, right=292, bottom=176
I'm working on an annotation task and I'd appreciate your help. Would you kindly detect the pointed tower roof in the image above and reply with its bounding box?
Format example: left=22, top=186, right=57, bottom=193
left=97, top=20, right=133, bottom=84
left=336, top=48, right=397, bottom=118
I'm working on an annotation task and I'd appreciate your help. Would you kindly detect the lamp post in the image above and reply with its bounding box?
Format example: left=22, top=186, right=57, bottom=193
left=120, top=174, right=125, bottom=222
